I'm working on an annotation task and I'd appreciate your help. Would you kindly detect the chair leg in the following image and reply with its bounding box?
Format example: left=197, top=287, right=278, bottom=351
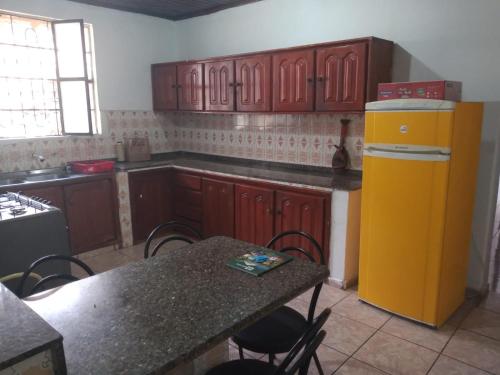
left=313, top=351, right=324, bottom=375
left=238, top=345, right=244, bottom=360
left=298, top=359, right=310, bottom=375
left=269, top=353, right=275, bottom=364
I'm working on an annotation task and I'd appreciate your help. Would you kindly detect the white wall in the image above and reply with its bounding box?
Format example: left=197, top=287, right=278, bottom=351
left=0, top=0, right=179, bottom=110
left=176, top=0, right=500, bottom=102
left=469, top=103, right=500, bottom=291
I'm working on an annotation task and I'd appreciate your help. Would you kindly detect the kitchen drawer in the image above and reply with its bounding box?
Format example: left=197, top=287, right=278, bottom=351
left=174, top=187, right=202, bottom=221
left=175, top=173, right=201, bottom=191
left=174, top=187, right=202, bottom=207
left=175, top=204, right=202, bottom=222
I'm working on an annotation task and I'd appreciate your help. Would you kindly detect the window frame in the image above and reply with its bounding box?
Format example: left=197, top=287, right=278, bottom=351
left=0, top=11, right=98, bottom=139
left=51, top=19, right=93, bottom=136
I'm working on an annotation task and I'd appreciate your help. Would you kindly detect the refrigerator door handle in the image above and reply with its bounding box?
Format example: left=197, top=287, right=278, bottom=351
left=364, top=143, right=451, bottom=155
left=363, top=148, right=451, bottom=161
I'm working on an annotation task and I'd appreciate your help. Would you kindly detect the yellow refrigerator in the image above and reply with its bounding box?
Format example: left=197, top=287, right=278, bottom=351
left=358, top=99, right=483, bottom=327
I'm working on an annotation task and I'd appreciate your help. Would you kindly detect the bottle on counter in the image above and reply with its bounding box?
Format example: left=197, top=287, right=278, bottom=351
left=115, top=141, right=126, bottom=162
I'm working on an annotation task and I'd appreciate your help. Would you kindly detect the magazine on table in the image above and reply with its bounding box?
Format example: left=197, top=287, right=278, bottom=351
left=227, top=249, right=293, bottom=276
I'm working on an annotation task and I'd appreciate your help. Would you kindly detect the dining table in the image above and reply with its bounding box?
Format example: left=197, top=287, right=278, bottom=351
left=23, top=236, right=329, bottom=374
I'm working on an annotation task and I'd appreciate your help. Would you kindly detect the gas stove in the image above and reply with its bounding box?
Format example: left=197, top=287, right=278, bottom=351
left=0, top=192, right=71, bottom=293
left=0, top=192, right=57, bottom=222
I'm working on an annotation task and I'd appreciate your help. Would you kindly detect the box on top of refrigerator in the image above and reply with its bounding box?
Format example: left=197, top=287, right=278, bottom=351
left=377, top=80, right=462, bottom=101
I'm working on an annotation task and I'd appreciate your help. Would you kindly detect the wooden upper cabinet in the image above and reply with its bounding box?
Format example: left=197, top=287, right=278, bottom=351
left=151, top=37, right=392, bottom=113
left=204, top=60, right=235, bottom=111
left=235, top=55, right=272, bottom=112
left=177, top=63, right=204, bottom=111
left=316, top=43, right=367, bottom=111
left=273, top=49, right=315, bottom=112
left=152, top=64, right=178, bottom=111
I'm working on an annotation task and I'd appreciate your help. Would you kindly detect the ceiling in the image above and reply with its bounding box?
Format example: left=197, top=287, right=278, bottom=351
left=68, top=0, right=262, bottom=20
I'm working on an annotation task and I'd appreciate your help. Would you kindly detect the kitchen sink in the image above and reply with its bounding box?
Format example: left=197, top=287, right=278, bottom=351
left=24, top=173, right=71, bottom=182
left=0, top=178, right=26, bottom=186
left=0, top=169, right=84, bottom=187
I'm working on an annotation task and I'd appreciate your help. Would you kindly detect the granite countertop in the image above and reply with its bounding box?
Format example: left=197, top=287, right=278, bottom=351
left=24, top=236, right=329, bottom=374
left=115, top=152, right=362, bottom=191
left=0, top=284, right=64, bottom=371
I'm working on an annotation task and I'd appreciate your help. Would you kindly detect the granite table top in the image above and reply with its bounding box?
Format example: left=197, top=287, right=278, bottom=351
left=0, top=284, right=63, bottom=371
left=24, top=236, right=329, bottom=375
left=115, top=152, right=362, bottom=191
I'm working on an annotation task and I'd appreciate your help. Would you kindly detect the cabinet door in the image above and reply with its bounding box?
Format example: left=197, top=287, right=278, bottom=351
left=316, top=43, right=367, bottom=111
left=173, top=172, right=202, bottom=234
left=177, top=63, right=204, bottom=111
left=151, top=64, right=178, bottom=110
left=22, top=185, right=65, bottom=211
left=204, top=60, right=235, bottom=111
left=272, top=49, right=315, bottom=112
left=274, top=190, right=325, bottom=263
left=64, top=179, right=118, bottom=254
left=129, top=170, right=172, bottom=243
left=235, top=184, right=274, bottom=246
left=235, top=54, right=272, bottom=112
left=202, top=178, right=234, bottom=237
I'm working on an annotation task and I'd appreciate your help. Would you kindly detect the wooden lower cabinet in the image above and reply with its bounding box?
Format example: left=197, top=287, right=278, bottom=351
left=234, top=184, right=274, bottom=246
left=173, top=172, right=202, bottom=234
left=129, top=169, right=172, bottom=243
left=202, top=178, right=234, bottom=237
left=126, top=170, right=331, bottom=263
left=64, top=178, right=119, bottom=254
left=20, top=176, right=120, bottom=254
left=274, top=190, right=326, bottom=263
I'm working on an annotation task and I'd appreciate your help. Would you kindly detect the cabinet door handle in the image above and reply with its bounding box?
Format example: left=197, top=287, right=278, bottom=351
left=307, top=77, right=314, bottom=83
left=139, top=194, right=143, bottom=199
left=317, top=77, right=325, bottom=82
left=171, top=84, right=176, bottom=88
left=266, top=207, right=273, bottom=215
left=275, top=208, right=282, bottom=215
left=228, top=82, right=235, bottom=87
left=236, top=82, right=243, bottom=87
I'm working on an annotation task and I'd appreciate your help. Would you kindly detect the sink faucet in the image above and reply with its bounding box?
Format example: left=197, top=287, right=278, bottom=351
left=32, top=153, right=45, bottom=162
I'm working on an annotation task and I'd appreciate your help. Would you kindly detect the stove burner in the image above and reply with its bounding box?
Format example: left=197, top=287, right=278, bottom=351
left=0, top=192, right=54, bottom=222
left=10, top=206, right=27, bottom=215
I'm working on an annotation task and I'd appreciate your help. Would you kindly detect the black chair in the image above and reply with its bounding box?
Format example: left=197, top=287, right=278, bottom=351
left=144, top=220, right=202, bottom=259
left=207, top=308, right=331, bottom=375
left=16, top=254, right=95, bottom=298
left=232, top=230, right=326, bottom=373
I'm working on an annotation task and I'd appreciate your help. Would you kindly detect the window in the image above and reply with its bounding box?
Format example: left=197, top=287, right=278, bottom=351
left=0, top=13, right=99, bottom=138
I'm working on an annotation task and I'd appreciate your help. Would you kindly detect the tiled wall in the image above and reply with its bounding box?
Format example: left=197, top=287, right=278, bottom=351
left=169, top=112, right=365, bottom=170
left=0, top=111, right=174, bottom=173
left=0, top=111, right=364, bottom=173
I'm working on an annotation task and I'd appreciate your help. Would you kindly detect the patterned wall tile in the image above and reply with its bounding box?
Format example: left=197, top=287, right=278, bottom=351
left=168, top=112, right=365, bottom=170
left=0, top=111, right=365, bottom=173
left=0, top=110, right=175, bottom=173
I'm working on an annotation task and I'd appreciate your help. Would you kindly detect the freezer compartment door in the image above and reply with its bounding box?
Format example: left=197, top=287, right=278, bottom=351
left=364, top=110, right=454, bottom=149
left=358, top=154, right=449, bottom=324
